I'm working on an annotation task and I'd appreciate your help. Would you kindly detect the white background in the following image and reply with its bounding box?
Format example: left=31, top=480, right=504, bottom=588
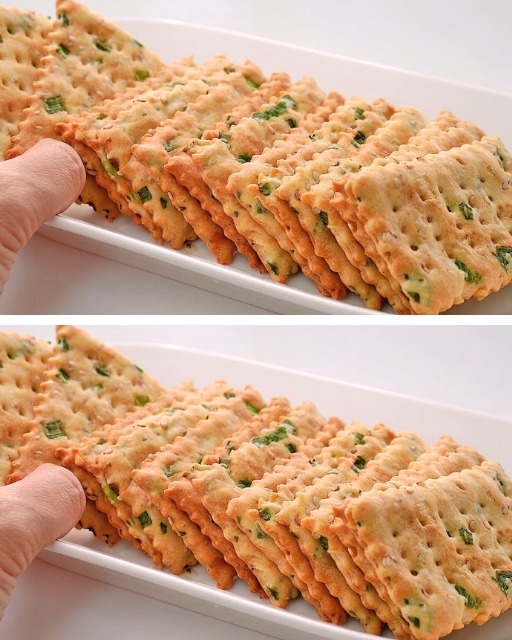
left=1, top=0, right=512, bottom=314
left=0, top=323, right=511, bottom=640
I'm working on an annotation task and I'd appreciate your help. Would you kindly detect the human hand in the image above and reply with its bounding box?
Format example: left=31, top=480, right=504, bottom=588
left=0, top=464, right=86, bottom=619
left=0, top=139, right=86, bottom=293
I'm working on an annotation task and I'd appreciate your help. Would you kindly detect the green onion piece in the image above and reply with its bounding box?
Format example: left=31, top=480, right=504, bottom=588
left=354, top=432, right=365, bottom=445
left=267, top=587, right=279, bottom=600
left=94, top=364, right=111, bottom=377
left=94, top=39, right=111, bottom=52
left=458, top=202, right=474, bottom=220
left=352, top=455, right=366, bottom=473
left=42, top=419, right=67, bottom=440
left=134, top=69, right=150, bottom=82
left=252, top=95, right=297, bottom=122
left=42, top=95, right=66, bottom=115
left=237, top=153, right=251, bottom=163
left=454, top=584, right=481, bottom=608
left=252, top=425, right=288, bottom=447
left=259, top=183, right=273, bottom=196
left=493, top=246, right=512, bottom=272
left=137, top=511, right=152, bottom=528
left=245, top=76, right=261, bottom=90
left=101, top=156, right=120, bottom=179
left=134, top=394, right=150, bottom=407
left=493, top=570, right=512, bottom=596
left=160, top=197, right=168, bottom=209
left=56, top=43, right=70, bottom=57
left=258, top=507, right=272, bottom=521
left=58, top=12, right=69, bottom=25
left=244, top=401, right=261, bottom=415
left=56, top=368, right=70, bottom=382
left=319, top=536, right=329, bottom=551
left=162, top=463, right=180, bottom=478
left=236, top=478, right=251, bottom=488
left=160, top=521, right=168, bottom=534
left=101, top=480, right=120, bottom=504
left=354, top=106, right=366, bottom=120
left=352, top=130, right=366, bottom=147
left=458, top=527, right=474, bottom=545
left=137, top=186, right=152, bottom=203
left=454, top=259, right=481, bottom=284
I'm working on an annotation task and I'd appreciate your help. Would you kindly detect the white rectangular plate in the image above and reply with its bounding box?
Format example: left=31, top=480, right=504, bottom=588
left=38, top=19, right=512, bottom=315
left=40, top=344, right=512, bottom=640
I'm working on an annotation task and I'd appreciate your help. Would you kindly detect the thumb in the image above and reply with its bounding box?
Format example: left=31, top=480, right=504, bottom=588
left=0, top=138, right=86, bottom=247
left=0, top=464, right=85, bottom=618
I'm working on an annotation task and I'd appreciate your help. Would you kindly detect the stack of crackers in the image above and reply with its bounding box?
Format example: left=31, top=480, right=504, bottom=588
left=2, top=2, right=512, bottom=313
left=2, top=325, right=512, bottom=640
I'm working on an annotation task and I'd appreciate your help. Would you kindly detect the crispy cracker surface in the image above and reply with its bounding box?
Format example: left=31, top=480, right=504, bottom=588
left=8, top=325, right=164, bottom=483
left=343, top=136, right=512, bottom=313
left=0, top=7, right=52, bottom=160
left=8, top=0, right=163, bottom=158
left=0, top=331, right=53, bottom=484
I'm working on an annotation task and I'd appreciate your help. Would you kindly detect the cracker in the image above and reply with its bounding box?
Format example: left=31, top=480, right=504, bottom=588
left=225, top=94, right=348, bottom=298
left=259, top=99, right=395, bottom=306
left=201, top=72, right=293, bottom=140
left=329, top=114, right=485, bottom=313
left=8, top=0, right=164, bottom=158
left=167, top=77, right=326, bottom=277
left=0, top=7, right=52, bottom=160
left=274, top=106, right=426, bottom=309
left=342, top=136, right=512, bottom=314
left=0, top=331, right=53, bottom=484
left=56, top=379, right=200, bottom=565
left=278, top=430, right=423, bottom=634
left=60, top=58, right=257, bottom=249
left=180, top=402, right=327, bottom=607
left=339, top=462, right=512, bottom=639
left=7, top=325, right=165, bottom=483
left=248, top=423, right=396, bottom=632
left=75, top=498, right=121, bottom=546
left=131, top=385, right=266, bottom=590
left=302, top=436, right=481, bottom=636
left=225, top=416, right=346, bottom=622
left=130, top=61, right=270, bottom=261
left=57, top=56, right=198, bottom=235
left=76, top=174, right=121, bottom=221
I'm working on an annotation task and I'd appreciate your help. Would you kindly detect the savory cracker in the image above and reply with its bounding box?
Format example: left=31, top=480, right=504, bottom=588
left=183, top=402, right=329, bottom=608
left=301, top=436, right=480, bottom=636
left=8, top=0, right=164, bottom=158
left=7, top=325, right=165, bottom=483
left=224, top=93, right=347, bottom=297
left=0, top=7, right=52, bottom=160
left=0, top=331, right=53, bottom=484
left=61, top=381, right=250, bottom=572
left=277, top=106, right=427, bottom=308
left=167, top=77, right=326, bottom=277
left=342, top=136, right=512, bottom=313
left=329, top=114, right=485, bottom=313
left=224, top=416, right=346, bottom=622
left=338, top=462, right=512, bottom=640
left=248, top=423, right=396, bottom=633
left=129, top=62, right=270, bottom=261
left=60, top=58, right=258, bottom=248
left=232, top=97, right=394, bottom=304
left=131, top=385, right=266, bottom=590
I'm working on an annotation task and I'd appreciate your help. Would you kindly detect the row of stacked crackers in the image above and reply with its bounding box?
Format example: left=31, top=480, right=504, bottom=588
left=2, top=2, right=512, bottom=314
left=2, top=325, right=512, bottom=640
